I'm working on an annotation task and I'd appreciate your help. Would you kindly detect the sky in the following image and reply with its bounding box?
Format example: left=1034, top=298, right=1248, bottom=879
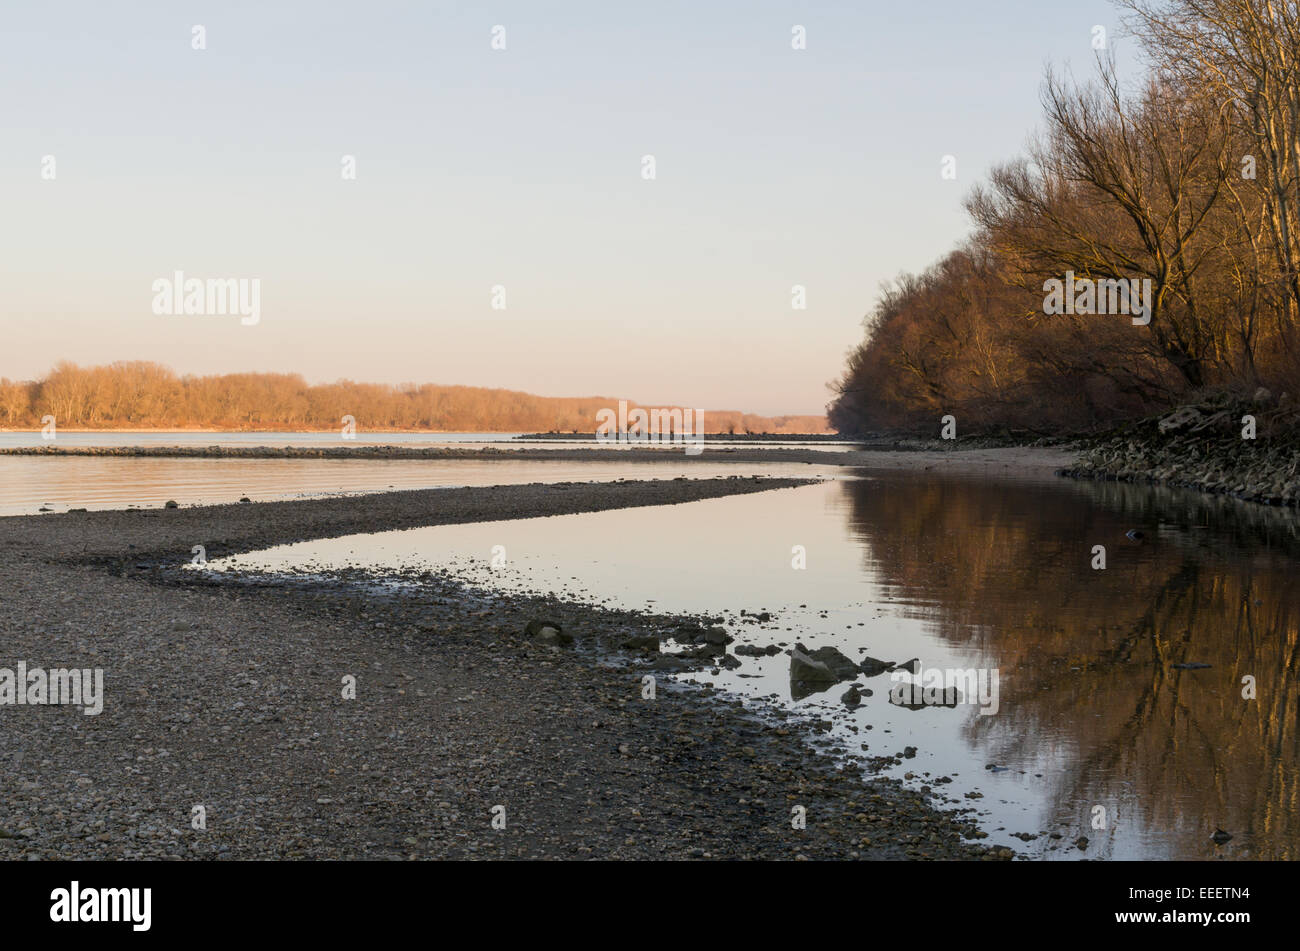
left=0, top=0, right=1136, bottom=416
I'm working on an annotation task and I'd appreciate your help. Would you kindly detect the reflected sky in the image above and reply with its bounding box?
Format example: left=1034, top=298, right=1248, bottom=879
left=0, top=456, right=834, bottom=515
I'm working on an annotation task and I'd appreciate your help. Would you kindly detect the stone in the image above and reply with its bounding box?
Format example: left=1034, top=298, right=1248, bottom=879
left=789, top=647, right=838, bottom=685
left=858, top=654, right=895, bottom=677
left=702, top=627, right=732, bottom=645
left=524, top=619, right=572, bottom=646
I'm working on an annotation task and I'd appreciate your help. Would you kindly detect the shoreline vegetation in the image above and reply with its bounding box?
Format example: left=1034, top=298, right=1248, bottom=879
left=0, top=361, right=830, bottom=435
left=827, top=0, right=1300, bottom=465
left=1, top=476, right=1012, bottom=860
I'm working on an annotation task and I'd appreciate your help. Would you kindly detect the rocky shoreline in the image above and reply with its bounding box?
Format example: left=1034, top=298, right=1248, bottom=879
left=0, top=478, right=1008, bottom=861
left=1058, top=393, right=1300, bottom=507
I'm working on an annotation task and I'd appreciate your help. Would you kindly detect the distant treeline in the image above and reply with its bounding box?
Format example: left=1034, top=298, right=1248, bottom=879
left=831, top=0, right=1300, bottom=435
left=0, top=361, right=829, bottom=434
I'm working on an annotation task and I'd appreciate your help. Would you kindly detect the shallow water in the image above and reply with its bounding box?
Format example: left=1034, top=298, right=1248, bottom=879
left=0, top=430, right=856, bottom=451
left=0, top=455, right=832, bottom=516
left=205, top=471, right=1300, bottom=860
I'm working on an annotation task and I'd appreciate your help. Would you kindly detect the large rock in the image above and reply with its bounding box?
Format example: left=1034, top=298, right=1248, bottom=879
left=789, top=646, right=839, bottom=685
left=798, top=644, right=861, bottom=680
left=790, top=644, right=863, bottom=699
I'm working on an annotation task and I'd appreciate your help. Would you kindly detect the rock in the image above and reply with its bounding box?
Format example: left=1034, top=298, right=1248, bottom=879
left=734, top=644, right=765, bottom=656
left=790, top=644, right=864, bottom=700
left=702, top=627, right=732, bottom=645
left=1212, top=827, right=1233, bottom=845
left=674, top=622, right=705, bottom=642
left=621, top=635, right=660, bottom=652
left=892, top=658, right=920, bottom=675
left=858, top=654, right=895, bottom=677
left=680, top=643, right=725, bottom=662
left=1158, top=406, right=1203, bottom=433
left=239, top=497, right=252, bottom=503
left=798, top=644, right=861, bottom=680
left=164, top=500, right=178, bottom=509
left=785, top=649, right=837, bottom=696
left=524, top=619, right=572, bottom=646
left=841, top=685, right=863, bottom=707
left=789, top=647, right=838, bottom=690
left=1075, top=836, right=1089, bottom=850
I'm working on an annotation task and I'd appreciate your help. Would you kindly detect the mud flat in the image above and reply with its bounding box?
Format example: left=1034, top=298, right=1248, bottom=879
left=0, top=477, right=1010, bottom=861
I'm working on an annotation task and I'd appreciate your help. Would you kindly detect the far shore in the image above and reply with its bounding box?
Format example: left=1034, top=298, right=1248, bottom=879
left=0, top=428, right=839, bottom=436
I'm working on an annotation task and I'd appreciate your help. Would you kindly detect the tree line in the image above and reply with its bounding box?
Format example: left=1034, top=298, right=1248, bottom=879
left=830, top=0, right=1300, bottom=434
left=0, top=361, right=829, bottom=434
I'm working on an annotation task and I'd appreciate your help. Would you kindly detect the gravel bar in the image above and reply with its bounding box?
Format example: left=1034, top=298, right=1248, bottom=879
left=0, top=477, right=1008, bottom=860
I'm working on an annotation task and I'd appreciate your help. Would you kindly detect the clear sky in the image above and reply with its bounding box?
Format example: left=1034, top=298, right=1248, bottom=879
left=1, top=0, right=1133, bottom=416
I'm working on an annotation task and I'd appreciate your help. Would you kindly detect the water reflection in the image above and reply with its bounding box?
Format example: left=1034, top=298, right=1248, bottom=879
left=843, top=474, right=1300, bottom=860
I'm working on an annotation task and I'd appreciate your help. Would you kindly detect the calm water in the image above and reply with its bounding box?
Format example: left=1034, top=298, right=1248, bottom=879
left=0, top=430, right=857, bottom=451
left=202, top=472, right=1300, bottom=860
left=0, top=456, right=833, bottom=515
left=0, top=431, right=854, bottom=514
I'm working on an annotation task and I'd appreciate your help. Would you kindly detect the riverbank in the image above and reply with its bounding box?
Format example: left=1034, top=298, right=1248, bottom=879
left=1058, top=394, right=1300, bottom=506
left=0, top=477, right=1009, bottom=861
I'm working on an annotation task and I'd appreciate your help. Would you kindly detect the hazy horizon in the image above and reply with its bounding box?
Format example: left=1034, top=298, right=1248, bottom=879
left=3, top=0, right=1128, bottom=416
